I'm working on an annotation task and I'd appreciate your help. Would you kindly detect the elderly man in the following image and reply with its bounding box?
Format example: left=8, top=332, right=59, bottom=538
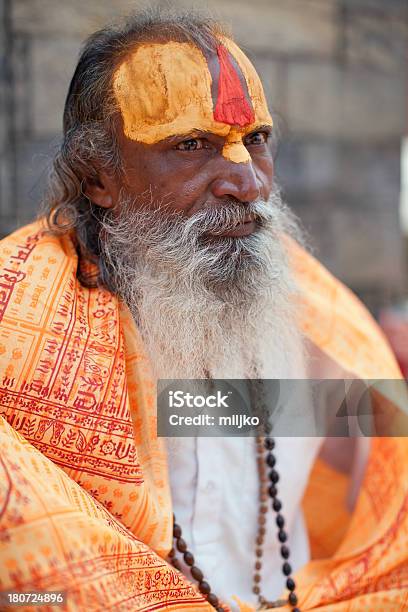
left=0, top=8, right=407, bottom=612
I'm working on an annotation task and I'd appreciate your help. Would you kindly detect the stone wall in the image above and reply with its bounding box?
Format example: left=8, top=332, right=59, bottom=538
left=1, top=0, right=407, bottom=312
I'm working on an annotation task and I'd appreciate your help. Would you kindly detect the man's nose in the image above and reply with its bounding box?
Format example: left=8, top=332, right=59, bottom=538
left=211, top=160, right=261, bottom=203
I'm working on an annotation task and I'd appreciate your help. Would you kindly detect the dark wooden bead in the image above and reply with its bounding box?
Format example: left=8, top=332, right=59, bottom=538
left=273, top=498, right=282, bottom=512
left=264, top=438, right=275, bottom=450
left=191, top=566, right=203, bottom=582
left=172, top=558, right=182, bottom=571
left=289, top=592, right=298, bottom=605
left=255, top=561, right=262, bottom=571
left=256, top=535, right=264, bottom=546
left=280, top=545, right=290, bottom=559
left=283, top=562, right=292, bottom=576
left=292, top=609, right=300, bottom=612
left=253, top=573, right=261, bottom=583
left=255, top=548, right=263, bottom=557
left=207, top=593, right=219, bottom=607
left=278, top=530, right=288, bottom=543
left=276, top=514, right=285, bottom=529
left=253, top=586, right=260, bottom=595
left=269, top=469, right=279, bottom=484
left=199, top=581, right=211, bottom=595
left=266, top=452, right=276, bottom=467
left=173, top=523, right=182, bottom=538
left=286, top=577, right=296, bottom=591
left=183, top=551, right=194, bottom=566
left=268, top=485, right=278, bottom=498
left=176, top=537, right=187, bottom=553
left=168, top=547, right=175, bottom=558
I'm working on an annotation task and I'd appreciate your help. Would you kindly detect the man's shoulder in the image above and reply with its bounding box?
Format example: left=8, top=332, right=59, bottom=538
left=0, top=219, right=75, bottom=261
left=287, top=238, right=401, bottom=379
left=0, top=219, right=80, bottom=326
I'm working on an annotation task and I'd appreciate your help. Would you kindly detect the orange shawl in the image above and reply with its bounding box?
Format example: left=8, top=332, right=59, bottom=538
left=0, top=221, right=407, bottom=611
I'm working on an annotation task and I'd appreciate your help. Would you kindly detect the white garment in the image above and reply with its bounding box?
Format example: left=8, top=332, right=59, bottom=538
left=167, top=435, right=323, bottom=611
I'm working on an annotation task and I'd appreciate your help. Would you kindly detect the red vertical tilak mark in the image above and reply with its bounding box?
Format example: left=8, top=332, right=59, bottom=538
left=213, top=44, right=255, bottom=127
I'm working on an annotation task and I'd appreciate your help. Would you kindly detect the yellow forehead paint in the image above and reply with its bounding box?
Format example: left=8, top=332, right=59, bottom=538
left=223, top=130, right=252, bottom=164
left=113, top=40, right=272, bottom=163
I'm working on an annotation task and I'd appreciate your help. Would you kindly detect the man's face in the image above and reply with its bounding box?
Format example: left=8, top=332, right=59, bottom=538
left=110, top=38, right=274, bottom=238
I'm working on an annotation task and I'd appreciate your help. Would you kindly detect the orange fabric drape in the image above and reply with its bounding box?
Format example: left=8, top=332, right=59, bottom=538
left=0, top=221, right=407, bottom=611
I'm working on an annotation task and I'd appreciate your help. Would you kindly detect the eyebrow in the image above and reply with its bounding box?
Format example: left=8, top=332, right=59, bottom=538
left=163, top=124, right=273, bottom=145
left=162, top=130, right=224, bottom=144
left=244, top=123, right=273, bottom=135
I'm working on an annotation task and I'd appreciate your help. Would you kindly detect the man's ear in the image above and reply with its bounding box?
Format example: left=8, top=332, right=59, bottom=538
left=82, top=171, right=119, bottom=209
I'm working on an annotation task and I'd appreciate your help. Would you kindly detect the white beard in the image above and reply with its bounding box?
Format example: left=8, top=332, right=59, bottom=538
left=100, top=185, right=307, bottom=381
left=100, top=186, right=320, bottom=606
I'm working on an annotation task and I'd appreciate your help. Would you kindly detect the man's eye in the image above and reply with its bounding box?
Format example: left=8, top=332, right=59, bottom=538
left=175, top=138, right=204, bottom=151
left=245, top=132, right=268, bottom=146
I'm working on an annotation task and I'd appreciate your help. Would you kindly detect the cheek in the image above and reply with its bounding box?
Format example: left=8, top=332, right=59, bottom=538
left=142, top=169, right=210, bottom=214
left=149, top=157, right=214, bottom=212
left=121, top=158, right=152, bottom=196
left=174, top=177, right=211, bottom=213
left=254, top=156, right=274, bottom=196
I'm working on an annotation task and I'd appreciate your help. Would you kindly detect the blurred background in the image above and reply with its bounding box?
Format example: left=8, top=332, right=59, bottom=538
left=1, top=0, right=408, bottom=371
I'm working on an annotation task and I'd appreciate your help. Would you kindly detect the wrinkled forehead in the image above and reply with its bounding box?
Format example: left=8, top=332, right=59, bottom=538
left=113, top=38, right=272, bottom=145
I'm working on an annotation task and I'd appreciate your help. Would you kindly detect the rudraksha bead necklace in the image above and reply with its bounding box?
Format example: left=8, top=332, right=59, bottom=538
left=169, top=434, right=301, bottom=611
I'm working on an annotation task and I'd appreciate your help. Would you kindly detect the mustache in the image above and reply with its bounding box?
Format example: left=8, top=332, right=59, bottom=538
left=166, top=198, right=276, bottom=239
left=104, top=183, right=298, bottom=258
